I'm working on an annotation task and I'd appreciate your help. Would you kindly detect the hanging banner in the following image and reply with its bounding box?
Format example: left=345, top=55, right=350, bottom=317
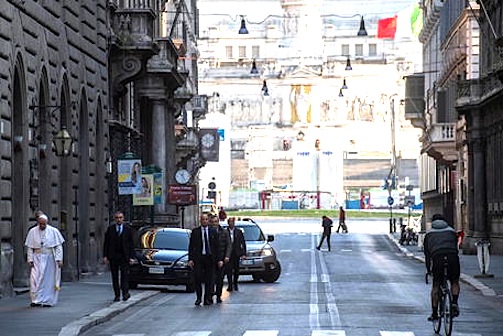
left=133, top=174, right=154, bottom=205
left=199, top=128, right=220, bottom=162
left=118, top=158, right=142, bottom=195
left=153, top=172, right=164, bottom=205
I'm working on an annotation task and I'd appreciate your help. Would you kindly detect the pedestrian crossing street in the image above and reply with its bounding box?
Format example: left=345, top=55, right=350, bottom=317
left=109, top=330, right=483, bottom=336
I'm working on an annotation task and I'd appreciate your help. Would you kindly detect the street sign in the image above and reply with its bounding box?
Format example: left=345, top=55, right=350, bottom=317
left=404, top=195, right=415, bottom=206
left=387, top=196, right=394, bottom=206
left=167, top=184, right=197, bottom=206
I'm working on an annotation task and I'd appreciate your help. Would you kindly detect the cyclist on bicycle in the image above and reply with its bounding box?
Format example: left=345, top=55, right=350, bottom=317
left=424, top=214, right=460, bottom=321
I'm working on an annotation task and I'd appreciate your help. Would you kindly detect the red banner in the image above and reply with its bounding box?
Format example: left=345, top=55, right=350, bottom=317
left=377, top=16, right=397, bottom=39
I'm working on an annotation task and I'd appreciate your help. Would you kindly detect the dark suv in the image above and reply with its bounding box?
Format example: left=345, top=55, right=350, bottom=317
left=223, top=218, right=281, bottom=283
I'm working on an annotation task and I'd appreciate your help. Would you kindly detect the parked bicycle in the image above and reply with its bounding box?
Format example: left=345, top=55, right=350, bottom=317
left=426, top=255, right=454, bottom=336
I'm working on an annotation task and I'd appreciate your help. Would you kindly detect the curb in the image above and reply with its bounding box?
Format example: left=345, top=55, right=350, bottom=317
left=387, top=234, right=497, bottom=297
left=58, top=290, right=159, bottom=336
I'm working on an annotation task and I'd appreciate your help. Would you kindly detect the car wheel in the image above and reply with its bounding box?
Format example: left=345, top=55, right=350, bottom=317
left=129, top=282, right=138, bottom=290
left=261, top=262, right=281, bottom=283
left=252, top=274, right=262, bottom=282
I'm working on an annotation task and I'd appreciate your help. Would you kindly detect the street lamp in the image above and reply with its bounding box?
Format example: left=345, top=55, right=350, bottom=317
left=29, top=101, right=75, bottom=157
left=53, top=126, right=74, bottom=157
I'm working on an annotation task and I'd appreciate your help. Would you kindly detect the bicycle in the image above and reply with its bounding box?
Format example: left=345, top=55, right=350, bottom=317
left=425, top=255, right=454, bottom=336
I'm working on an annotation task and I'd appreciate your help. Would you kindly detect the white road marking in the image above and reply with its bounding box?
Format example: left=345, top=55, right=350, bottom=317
left=317, top=235, right=341, bottom=327
left=311, top=330, right=346, bottom=335
left=380, top=332, right=415, bottom=336
left=242, top=331, right=279, bottom=336
left=310, top=234, right=320, bottom=329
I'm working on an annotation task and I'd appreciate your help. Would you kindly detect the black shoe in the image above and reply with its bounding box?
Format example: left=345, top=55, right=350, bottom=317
left=227, top=286, right=233, bottom=292
left=233, top=284, right=238, bottom=291
left=194, top=299, right=202, bottom=306
left=123, top=293, right=131, bottom=301
left=30, top=303, right=41, bottom=307
left=113, top=296, right=120, bottom=302
left=204, top=299, right=213, bottom=305
left=316, top=246, right=320, bottom=250
left=451, top=303, right=459, bottom=317
left=216, top=297, right=222, bottom=303
left=427, top=313, right=438, bottom=321
left=41, top=304, right=52, bottom=307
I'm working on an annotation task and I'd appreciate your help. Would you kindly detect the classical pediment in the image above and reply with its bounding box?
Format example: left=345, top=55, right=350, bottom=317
left=286, top=65, right=322, bottom=78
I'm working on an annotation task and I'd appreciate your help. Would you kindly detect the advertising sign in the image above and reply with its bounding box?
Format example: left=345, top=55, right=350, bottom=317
left=118, top=159, right=142, bottom=195
left=168, top=184, right=197, bottom=206
left=133, top=174, right=154, bottom=206
left=153, top=172, right=164, bottom=205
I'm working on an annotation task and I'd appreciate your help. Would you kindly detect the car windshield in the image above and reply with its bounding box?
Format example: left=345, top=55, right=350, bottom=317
left=138, top=230, right=189, bottom=250
left=237, top=225, right=265, bottom=241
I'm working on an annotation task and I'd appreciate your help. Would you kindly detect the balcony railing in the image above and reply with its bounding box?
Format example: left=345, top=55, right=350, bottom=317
left=429, top=123, right=455, bottom=143
left=457, top=76, right=503, bottom=107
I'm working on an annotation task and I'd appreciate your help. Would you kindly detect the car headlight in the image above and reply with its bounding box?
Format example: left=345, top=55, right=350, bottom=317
left=248, top=248, right=273, bottom=257
left=175, top=259, right=189, bottom=267
left=261, top=248, right=273, bottom=257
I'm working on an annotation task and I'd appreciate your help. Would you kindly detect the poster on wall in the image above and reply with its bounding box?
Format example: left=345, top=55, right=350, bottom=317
left=133, top=174, right=154, bottom=205
left=118, top=158, right=142, bottom=195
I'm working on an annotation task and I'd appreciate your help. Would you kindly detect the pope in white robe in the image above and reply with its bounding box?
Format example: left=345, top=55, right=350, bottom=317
left=24, top=214, right=65, bottom=307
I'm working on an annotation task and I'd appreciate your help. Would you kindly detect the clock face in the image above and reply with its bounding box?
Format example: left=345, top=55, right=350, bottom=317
left=201, top=133, right=215, bottom=148
left=175, top=169, right=191, bottom=184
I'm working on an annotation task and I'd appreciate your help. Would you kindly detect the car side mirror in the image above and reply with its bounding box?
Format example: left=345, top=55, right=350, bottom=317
left=267, top=235, right=274, bottom=242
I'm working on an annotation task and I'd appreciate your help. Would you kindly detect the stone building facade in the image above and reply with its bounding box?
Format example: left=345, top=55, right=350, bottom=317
left=0, top=0, right=204, bottom=298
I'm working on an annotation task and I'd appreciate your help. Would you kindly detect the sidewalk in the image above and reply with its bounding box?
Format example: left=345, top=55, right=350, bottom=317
left=0, top=272, right=158, bottom=336
left=0, top=234, right=501, bottom=336
left=389, top=232, right=503, bottom=297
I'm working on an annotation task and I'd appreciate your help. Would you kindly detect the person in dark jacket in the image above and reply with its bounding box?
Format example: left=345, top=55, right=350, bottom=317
left=188, top=213, right=223, bottom=306
left=316, top=215, right=333, bottom=251
left=423, top=214, right=460, bottom=321
left=210, top=214, right=231, bottom=303
left=226, top=217, right=246, bottom=291
left=103, top=211, right=135, bottom=302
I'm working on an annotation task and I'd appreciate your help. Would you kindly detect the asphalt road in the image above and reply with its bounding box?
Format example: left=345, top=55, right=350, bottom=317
left=80, top=218, right=503, bottom=336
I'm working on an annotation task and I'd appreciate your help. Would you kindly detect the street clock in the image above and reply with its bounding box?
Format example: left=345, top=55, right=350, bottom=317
left=175, top=169, right=191, bottom=184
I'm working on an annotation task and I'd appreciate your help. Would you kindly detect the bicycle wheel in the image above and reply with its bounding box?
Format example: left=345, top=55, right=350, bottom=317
left=443, top=290, right=453, bottom=336
left=433, top=298, right=442, bottom=334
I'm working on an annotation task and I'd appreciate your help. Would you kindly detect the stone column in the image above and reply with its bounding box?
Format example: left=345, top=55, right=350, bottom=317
left=466, top=108, right=487, bottom=253
left=151, top=98, right=167, bottom=214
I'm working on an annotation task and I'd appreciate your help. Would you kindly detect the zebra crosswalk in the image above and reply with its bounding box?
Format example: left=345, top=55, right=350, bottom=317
left=106, top=330, right=483, bottom=336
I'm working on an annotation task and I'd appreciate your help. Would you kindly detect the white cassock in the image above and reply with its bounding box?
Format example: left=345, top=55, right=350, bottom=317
left=24, top=224, right=65, bottom=306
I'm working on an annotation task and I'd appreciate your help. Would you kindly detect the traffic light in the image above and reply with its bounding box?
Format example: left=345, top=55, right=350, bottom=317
left=390, top=176, right=396, bottom=189
left=382, top=179, right=389, bottom=190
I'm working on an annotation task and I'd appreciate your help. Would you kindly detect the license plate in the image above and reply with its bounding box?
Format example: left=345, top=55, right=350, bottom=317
left=148, top=267, right=164, bottom=274
left=241, top=259, right=254, bottom=266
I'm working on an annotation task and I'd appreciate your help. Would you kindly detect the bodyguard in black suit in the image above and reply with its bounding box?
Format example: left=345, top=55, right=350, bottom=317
left=226, top=217, right=247, bottom=291
left=188, top=213, right=223, bottom=306
left=103, top=211, right=135, bottom=302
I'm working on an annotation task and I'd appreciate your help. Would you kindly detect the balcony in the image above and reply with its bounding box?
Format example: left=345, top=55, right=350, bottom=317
left=175, top=128, right=199, bottom=167
left=404, top=74, right=425, bottom=129
left=422, top=123, right=457, bottom=163
left=190, top=95, right=209, bottom=120
left=456, top=76, right=503, bottom=109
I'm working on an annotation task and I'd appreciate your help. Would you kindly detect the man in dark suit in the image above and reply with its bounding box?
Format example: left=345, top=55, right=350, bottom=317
left=103, top=211, right=135, bottom=302
left=226, top=217, right=246, bottom=291
left=188, top=213, right=223, bottom=306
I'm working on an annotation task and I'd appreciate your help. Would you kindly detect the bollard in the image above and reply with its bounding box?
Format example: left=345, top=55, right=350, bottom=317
left=474, top=240, right=494, bottom=278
